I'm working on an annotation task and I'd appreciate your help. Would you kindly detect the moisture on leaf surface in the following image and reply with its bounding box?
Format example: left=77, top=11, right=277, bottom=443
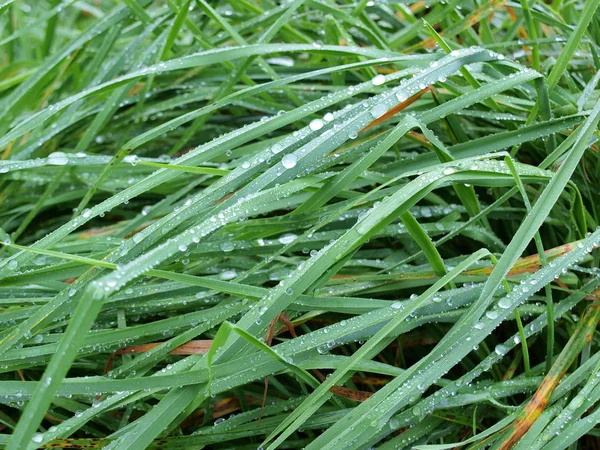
left=0, top=1, right=599, bottom=450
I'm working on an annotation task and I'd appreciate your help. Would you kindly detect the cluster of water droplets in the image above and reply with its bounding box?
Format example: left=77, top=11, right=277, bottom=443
left=215, top=53, right=465, bottom=187
left=391, top=228, right=600, bottom=429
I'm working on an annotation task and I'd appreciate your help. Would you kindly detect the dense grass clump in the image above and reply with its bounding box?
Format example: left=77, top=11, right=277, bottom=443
left=0, top=0, right=600, bottom=448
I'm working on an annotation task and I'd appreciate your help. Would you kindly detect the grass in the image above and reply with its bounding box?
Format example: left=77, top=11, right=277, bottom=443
left=0, top=0, right=599, bottom=449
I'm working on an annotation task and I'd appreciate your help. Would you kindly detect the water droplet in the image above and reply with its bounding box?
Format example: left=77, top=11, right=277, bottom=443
left=498, top=297, right=512, bottom=309
left=219, top=270, right=237, bottom=280
left=485, top=310, right=499, bottom=320
left=370, top=104, right=388, bottom=119
left=357, top=221, right=370, bottom=234
left=281, top=154, right=297, bottom=169
left=220, top=242, right=234, bottom=252
left=396, top=90, right=408, bottom=102
left=495, top=344, right=508, bottom=355
left=124, top=155, right=138, bottom=165
left=266, top=56, right=294, bottom=67
left=278, top=234, right=297, bottom=245
left=309, top=119, right=324, bottom=131
left=371, top=74, right=385, bottom=86
left=47, top=152, right=68, bottom=166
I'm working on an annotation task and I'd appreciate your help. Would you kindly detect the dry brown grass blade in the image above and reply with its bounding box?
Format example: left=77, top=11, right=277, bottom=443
left=114, top=340, right=213, bottom=355
left=180, top=395, right=261, bottom=430
left=470, top=242, right=578, bottom=277
left=258, top=312, right=285, bottom=425
left=103, top=340, right=213, bottom=374
left=361, top=87, right=432, bottom=133
left=495, top=304, right=600, bottom=450
left=331, top=242, right=582, bottom=286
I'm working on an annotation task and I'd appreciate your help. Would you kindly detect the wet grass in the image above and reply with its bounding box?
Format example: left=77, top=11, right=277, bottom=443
left=0, top=1, right=600, bottom=449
